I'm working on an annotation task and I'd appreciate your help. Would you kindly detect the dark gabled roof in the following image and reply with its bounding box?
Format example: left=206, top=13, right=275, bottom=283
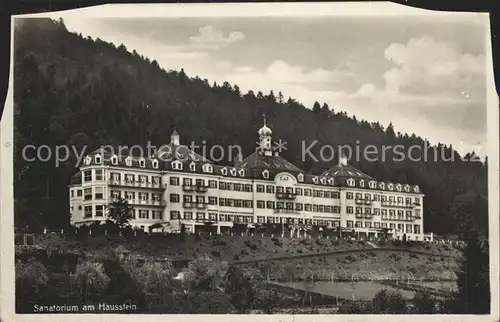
left=321, top=163, right=374, bottom=180
left=70, top=171, right=82, bottom=185
left=154, top=143, right=212, bottom=164
left=240, top=151, right=304, bottom=173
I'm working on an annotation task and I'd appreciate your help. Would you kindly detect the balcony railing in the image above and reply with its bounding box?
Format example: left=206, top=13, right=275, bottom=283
left=274, top=208, right=300, bottom=214
left=182, top=184, right=194, bottom=192
left=111, top=198, right=166, bottom=207
left=108, top=179, right=163, bottom=189
left=195, top=184, right=209, bottom=193
left=196, top=202, right=208, bottom=209
left=354, top=198, right=365, bottom=205
left=182, top=201, right=194, bottom=208
left=381, top=201, right=415, bottom=208
left=276, top=191, right=297, bottom=199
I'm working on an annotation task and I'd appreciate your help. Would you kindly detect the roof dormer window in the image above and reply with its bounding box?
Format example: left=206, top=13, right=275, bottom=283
left=125, top=156, right=132, bottom=167
left=414, top=186, right=419, bottom=193
left=359, top=180, right=365, bottom=188
left=139, top=158, right=146, bottom=168
left=379, top=182, right=385, bottom=189
left=262, top=169, right=269, bottom=179
left=312, top=176, right=318, bottom=184
left=221, top=167, right=228, bottom=176
left=152, top=159, right=158, bottom=169
left=95, top=154, right=102, bottom=164
left=202, top=163, right=213, bottom=173
left=388, top=183, right=394, bottom=191
left=396, top=184, right=402, bottom=191
left=111, top=155, right=118, bottom=165
left=189, top=162, right=196, bottom=172
left=230, top=168, right=237, bottom=176
left=369, top=181, right=376, bottom=189
left=347, top=178, right=355, bottom=187
left=172, top=160, right=183, bottom=170
left=404, top=184, right=410, bottom=192
left=238, top=169, right=245, bottom=177
left=320, top=177, right=326, bottom=185
left=297, top=173, right=304, bottom=182
left=328, top=178, right=334, bottom=185
left=84, top=156, right=92, bottom=165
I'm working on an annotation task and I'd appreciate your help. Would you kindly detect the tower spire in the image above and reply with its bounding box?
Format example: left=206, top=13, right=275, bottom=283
left=263, top=113, right=267, bottom=126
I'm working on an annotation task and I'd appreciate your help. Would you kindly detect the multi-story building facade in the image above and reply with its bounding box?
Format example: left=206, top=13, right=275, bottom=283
left=69, top=122, right=429, bottom=241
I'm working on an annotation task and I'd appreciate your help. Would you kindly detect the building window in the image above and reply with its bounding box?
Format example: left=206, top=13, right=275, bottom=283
left=152, top=211, right=162, bottom=220
left=111, top=155, right=118, bottom=165
left=77, top=189, right=82, bottom=197
left=170, top=194, right=180, bottom=203
left=139, top=210, right=149, bottom=219
left=262, top=170, right=269, bottom=179
left=333, top=206, right=340, bottom=214
left=359, top=180, right=364, bottom=187
left=170, top=211, right=180, bottom=220
left=257, top=200, right=265, bottom=209
left=266, top=201, right=275, bottom=209
left=208, top=180, right=217, bottom=188
left=208, top=197, right=217, bottom=205
left=95, top=169, right=103, bottom=181
left=355, top=221, right=362, bottom=228
left=170, top=177, right=179, bottom=185
left=347, top=179, right=355, bottom=187
left=297, top=173, right=304, bottom=182
left=373, top=195, right=380, bottom=201
left=125, top=157, right=132, bottom=166
left=70, top=190, right=74, bottom=198
left=221, top=167, right=227, bottom=175
left=139, top=158, right=146, bottom=168
left=296, top=203, right=303, bottom=211
left=95, top=205, right=104, bottom=217
left=305, top=204, right=312, bottom=212
left=346, top=220, right=353, bottom=228
left=414, top=225, right=421, bottom=234
left=257, top=184, right=265, bottom=193
left=84, top=170, right=92, bottom=182
left=364, top=222, right=372, bottom=228
left=84, top=188, right=92, bottom=201
left=332, top=191, right=340, bottom=199
left=304, top=189, right=312, bottom=196
left=406, top=224, right=412, bottom=233
left=84, top=206, right=92, bottom=218
left=346, top=206, right=353, bottom=214
left=189, top=162, right=196, bottom=171
left=94, top=187, right=103, bottom=199
left=346, top=192, right=353, bottom=199
left=202, top=164, right=213, bottom=173
left=152, top=159, right=158, bottom=169
left=266, top=185, right=275, bottom=194
left=295, top=188, right=303, bottom=196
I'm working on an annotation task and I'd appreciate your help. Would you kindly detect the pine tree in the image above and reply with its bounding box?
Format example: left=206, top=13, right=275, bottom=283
left=454, top=226, right=490, bottom=313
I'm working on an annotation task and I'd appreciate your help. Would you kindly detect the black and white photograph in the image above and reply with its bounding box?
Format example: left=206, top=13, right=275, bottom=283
left=1, top=2, right=499, bottom=320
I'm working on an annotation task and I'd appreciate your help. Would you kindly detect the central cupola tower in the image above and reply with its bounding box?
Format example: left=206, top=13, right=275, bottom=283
left=258, top=114, right=273, bottom=156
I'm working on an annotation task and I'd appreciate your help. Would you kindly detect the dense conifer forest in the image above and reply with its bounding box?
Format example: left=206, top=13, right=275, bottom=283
left=13, top=18, right=488, bottom=236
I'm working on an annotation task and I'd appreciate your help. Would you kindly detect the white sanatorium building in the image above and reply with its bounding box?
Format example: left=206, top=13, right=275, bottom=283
left=69, top=121, right=432, bottom=241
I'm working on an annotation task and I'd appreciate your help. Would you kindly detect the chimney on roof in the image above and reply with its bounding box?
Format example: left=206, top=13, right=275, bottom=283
left=170, top=129, right=180, bottom=145
left=339, top=153, right=348, bottom=166
left=234, top=151, right=243, bottom=168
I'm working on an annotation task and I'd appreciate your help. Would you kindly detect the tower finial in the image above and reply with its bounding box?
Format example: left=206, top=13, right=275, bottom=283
left=262, top=113, right=267, bottom=126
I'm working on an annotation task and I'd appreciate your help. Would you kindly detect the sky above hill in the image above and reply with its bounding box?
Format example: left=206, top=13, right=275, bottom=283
left=58, top=10, right=491, bottom=156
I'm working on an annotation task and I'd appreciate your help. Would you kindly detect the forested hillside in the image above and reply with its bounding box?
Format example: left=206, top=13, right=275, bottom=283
left=13, top=18, right=488, bottom=235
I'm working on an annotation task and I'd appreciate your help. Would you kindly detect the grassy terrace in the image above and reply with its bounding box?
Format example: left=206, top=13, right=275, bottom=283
left=25, top=233, right=463, bottom=282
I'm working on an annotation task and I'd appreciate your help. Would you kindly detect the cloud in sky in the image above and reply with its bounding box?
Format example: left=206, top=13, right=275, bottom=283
left=60, top=16, right=489, bottom=155
left=189, top=25, right=245, bottom=50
